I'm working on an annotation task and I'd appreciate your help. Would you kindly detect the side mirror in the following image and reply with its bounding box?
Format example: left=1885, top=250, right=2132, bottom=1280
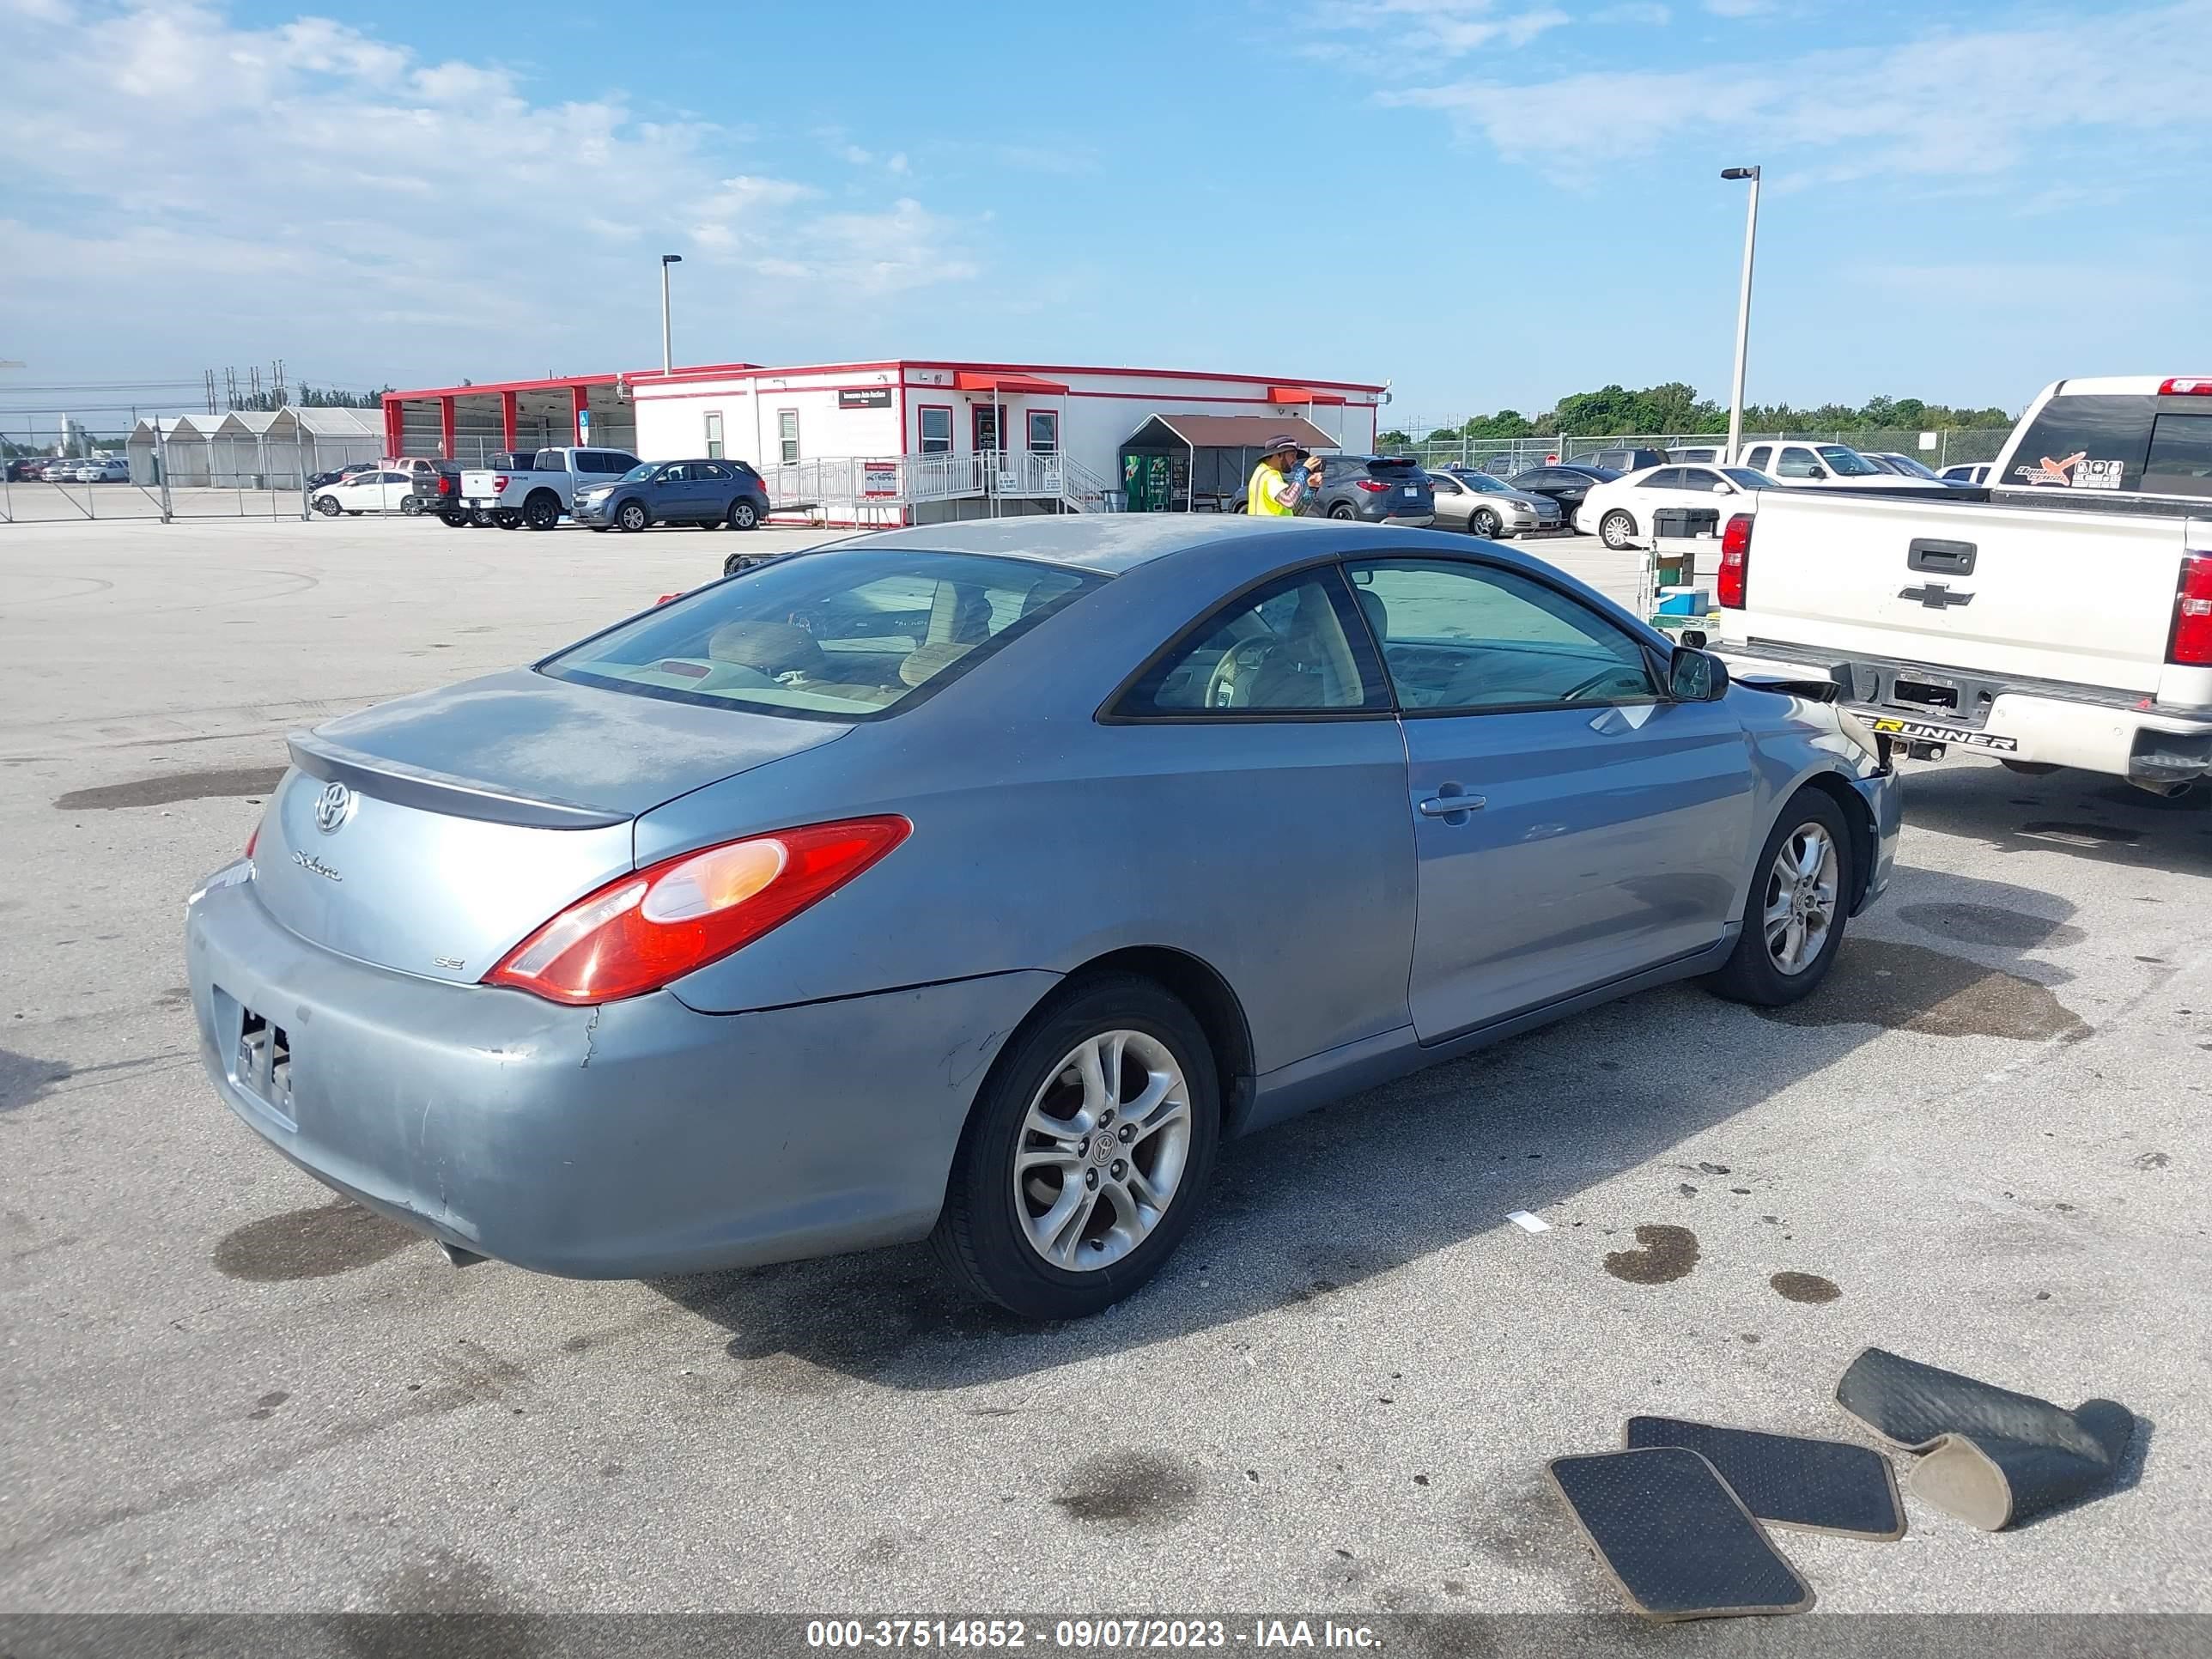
left=1668, top=645, right=1729, bottom=702
left=1711, top=482, right=1731, bottom=494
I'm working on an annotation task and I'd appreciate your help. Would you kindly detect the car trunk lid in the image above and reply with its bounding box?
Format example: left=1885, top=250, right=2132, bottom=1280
left=252, top=669, right=848, bottom=980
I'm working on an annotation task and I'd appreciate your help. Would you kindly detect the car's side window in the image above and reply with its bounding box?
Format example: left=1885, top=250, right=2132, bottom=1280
left=1774, top=447, right=1820, bottom=479
left=1343, top=558, right=1658, bottom=714
left=1113, top=568, right=1390, bottom=718
left=1742, top=447, right=1771, bottom=472
left=1642, top=468, right=1685, bottom=490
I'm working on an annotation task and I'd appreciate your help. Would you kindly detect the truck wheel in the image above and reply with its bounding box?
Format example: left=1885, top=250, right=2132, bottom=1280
left=399, top=496, right=423, bottom=516
left=492, top=510, right=521, bottom=530
left=1600, top=511, right=1637, bottom=550
left=314, top=495, right=340, bottom=517
left=1705, top=788, right=1855, bottom=1008
left=523, top=491, right=561, bottom=531
left=727, top=497, right=760, bottom=531
left=617, top=501, right=648, bottom=533
left=439, top=511, right=469, bottom=528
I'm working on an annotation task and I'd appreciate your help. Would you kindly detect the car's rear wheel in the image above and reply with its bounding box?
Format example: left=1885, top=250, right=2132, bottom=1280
left=523, top=491, right=560, bottom=531
left=1470, top=507, right=1502, bottom=538
left=617, top=501, right=648, bottom=532
left=727, top=497, right=760, bottom=531
left=1705, top=788, right=1854, bottom=1007
left=1328, top=502, right=1358, bottom=520
left=314, top=495, right=340, bottom=517
left=1600, top=510, right=1637, bottom=550
left=933, top=974, right=1218, bottom=1319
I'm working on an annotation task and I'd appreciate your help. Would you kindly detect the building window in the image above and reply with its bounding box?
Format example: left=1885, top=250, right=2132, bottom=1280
left=1027, top=410, right=1059, bottom=453
left=777, top=409, right=799, bottom=465
left=918, top=405, right=952, bottom=455
left=703, top=410, right=724, bottom=460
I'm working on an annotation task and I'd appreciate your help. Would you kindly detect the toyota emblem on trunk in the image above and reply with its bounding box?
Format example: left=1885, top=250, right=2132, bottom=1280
left=313, top=781, right=355, bottom=835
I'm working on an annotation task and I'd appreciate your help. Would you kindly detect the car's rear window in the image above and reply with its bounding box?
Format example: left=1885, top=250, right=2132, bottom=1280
left=1367, top=458, right=1423, bottom=477
left=2003, top=394, right=2152, bottom=491
left=540, top=548, right=1102, bottom=721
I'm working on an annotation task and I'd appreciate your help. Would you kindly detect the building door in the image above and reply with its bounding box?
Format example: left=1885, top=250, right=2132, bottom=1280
left=973, top=403, right=1006, bottom=455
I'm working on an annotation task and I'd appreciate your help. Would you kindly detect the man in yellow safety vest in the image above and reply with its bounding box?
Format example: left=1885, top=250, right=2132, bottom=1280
left=1248, top=434, right=1322, bottom=517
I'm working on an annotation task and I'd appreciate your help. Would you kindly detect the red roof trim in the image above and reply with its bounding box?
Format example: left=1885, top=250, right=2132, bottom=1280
left=1268, top=385, right=1348, bottom=405
left=953, top=370, right=1069, bottom=394
left=634, top=358, right=1387, bottom=394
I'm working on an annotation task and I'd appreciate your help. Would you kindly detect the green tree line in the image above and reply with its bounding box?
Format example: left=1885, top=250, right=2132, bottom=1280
left=1382, top=383, right=2018, bottom=447
left=232, top=383, right=392, bottom=412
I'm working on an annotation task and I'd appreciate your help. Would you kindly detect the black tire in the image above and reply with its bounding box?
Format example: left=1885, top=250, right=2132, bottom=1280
left=522, top=491, right=560, bottom=531
left=314, top=495, right=340, bottom=517
left=727, top=496, right=761, bottom=531
left=1705, top=787, right=1855, bottom=1008
left=1470, top=507, right=1502, bottom=538
left=1327, top=502, right=1358, bottom=520
left=1600, top=510, right=1637, bottom=550
left=492, top=509, right=521, bottom=530
left=616, top=501, right=648, bottom=533
left=399, top=495, right=423, bottom=516
left=933, top=973, right=1219, bottom=1320
left=1229, top=500, right=1247, bottom=514
left=439, top=511, right=470, bottom=528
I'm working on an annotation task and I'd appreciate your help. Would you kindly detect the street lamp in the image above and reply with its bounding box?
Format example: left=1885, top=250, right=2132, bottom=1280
left=659, top=253, right=684, bottom=375
left=1720, top=166, right=1760, bottom=466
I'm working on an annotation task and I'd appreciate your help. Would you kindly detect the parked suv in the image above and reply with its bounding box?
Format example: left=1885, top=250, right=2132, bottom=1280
left=1310, top=455, right=1434, bottom=525
left=574, top=458, right=774, bottom=532
left=1565, top=446, right=1668, bottom=473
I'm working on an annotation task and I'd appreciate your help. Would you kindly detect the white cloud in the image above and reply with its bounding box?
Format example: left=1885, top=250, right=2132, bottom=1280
left=841, top=144, right=874, bottom=165
left=1320, top=0, right=1570, bottom=56
left=1382, top=2, right=2212, bottom=184
left=1595, top=1, right=1670, bottom=21
left=0, top=1, right=982, bottom=382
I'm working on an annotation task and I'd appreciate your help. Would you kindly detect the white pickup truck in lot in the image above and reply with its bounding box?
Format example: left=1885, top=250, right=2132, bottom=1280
left=459, top=445, right=640, bottom=530
left=1712, top=375, right=2212, bottom=797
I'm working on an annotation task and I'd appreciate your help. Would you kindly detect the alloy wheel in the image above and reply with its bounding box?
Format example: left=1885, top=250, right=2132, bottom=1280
left=1012, top=1030, right=1192, bottom=1272
left=1763, top=822, right=1838, bottom=975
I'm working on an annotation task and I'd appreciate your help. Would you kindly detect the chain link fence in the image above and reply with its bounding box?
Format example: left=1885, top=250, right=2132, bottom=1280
left=1380, top=425, right=2014, bottom=476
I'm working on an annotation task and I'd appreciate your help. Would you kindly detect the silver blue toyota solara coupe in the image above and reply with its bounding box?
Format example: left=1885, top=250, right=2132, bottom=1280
left=185, top=515, right=1899, bottom=1318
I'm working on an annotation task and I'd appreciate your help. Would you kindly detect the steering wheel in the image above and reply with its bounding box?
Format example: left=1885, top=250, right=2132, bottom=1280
left=1203, top=641, right=1277, bottom=708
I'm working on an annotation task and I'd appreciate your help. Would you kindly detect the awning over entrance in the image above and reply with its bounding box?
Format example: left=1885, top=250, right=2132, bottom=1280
left=953, top=370, right=1069, bottom=395
left=1267, top=386, right=1347, bottom=406
left=1121, top=413, right=1340, bottom=453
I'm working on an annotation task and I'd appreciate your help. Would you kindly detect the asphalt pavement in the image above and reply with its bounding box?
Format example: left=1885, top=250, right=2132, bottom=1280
left=2, top=514, right=2207, bottom=1620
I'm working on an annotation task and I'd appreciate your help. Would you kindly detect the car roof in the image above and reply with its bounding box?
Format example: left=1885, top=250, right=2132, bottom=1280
left=855, top=513, right=1381, bottom=575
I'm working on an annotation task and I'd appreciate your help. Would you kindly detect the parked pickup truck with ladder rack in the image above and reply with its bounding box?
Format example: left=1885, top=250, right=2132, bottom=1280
left=1711, top=376, right=2212, bottom=796
left=459, top=446, right=640, bottom=530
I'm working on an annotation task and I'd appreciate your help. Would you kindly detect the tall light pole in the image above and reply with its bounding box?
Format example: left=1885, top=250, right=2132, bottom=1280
left=1721, top=166, right=1760, bottom=466
left=659, top=253, right=684, bottom=375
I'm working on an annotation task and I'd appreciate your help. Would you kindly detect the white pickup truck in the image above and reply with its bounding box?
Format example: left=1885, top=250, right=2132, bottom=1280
left=459, top=445, right=640, bottom=531
left=1711, top=375, right=2212, bottom=797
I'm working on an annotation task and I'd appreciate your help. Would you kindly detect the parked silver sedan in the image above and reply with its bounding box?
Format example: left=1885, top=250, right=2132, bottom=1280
left=1425, top=467, right=1564, bottom=538
left=185, top=516, right=1899, bottom=1319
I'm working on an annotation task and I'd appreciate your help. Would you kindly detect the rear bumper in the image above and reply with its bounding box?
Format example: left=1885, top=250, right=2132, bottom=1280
left=1718, top=642, right=2212, bottom=783
left=184, top=872, right=1056, bottom=1279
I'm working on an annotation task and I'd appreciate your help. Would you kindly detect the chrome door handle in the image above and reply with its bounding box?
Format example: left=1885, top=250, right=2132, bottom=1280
left=1419, top=794, right=1486, bottom=817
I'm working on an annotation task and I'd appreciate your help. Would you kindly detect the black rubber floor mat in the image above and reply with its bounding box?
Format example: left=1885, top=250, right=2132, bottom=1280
left=1624, top=1415, right=1905, bottom=1540
left=1546, top=1447, right=1814, bottom=1620
left=1834, top=1346, right=2135, bottom=1529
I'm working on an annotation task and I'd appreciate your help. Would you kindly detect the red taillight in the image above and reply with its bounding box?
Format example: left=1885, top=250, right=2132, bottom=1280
left=2158, top=378, right=2212, bottom=396
left=1354, top=478, right=1388, bottom=493
left=439, top=474, right=454, bottom=495
left=2171, top=554, right=2212, bottom=665
left=1717, top=514, right=1752, bottom=609
left=493, top=475, right=509, bottom=492
left=484, top=816, right=911, bottom=1005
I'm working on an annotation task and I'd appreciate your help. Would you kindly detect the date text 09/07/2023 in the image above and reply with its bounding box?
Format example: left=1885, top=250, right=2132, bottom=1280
left=805, top=1619, right=1382, bottom=1650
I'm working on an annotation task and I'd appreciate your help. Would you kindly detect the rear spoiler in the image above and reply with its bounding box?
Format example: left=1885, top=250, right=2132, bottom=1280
left=286, top=732, right=629, bottom=830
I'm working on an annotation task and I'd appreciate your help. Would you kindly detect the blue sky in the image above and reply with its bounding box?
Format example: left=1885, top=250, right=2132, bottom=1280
left=3, top=0, right=2209, bottom=422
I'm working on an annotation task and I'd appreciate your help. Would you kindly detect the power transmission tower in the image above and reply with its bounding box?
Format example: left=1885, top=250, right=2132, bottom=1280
left=204, top=370, right=218, bottom=414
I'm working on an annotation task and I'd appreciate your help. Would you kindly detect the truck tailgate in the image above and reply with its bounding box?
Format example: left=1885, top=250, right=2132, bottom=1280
left=1741, top=494, right=2194, bottom=695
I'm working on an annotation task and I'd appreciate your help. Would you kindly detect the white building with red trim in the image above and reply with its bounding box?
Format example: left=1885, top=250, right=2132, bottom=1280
left=383, top=358, right=1383, bottom=525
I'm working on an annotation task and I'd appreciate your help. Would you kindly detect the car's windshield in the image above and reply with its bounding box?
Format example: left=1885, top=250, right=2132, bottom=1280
left=621, top=462, right=658, bottom=482
left=1882, top=454, right=1939, bottom=479
left=1816, top=446, right=1882, bottom=477
left=541, top=548, right=1102, bottom=721
left=1454, top=471, right=1511, bottom=492
left=1722, top=468, right=1771, bottom=489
